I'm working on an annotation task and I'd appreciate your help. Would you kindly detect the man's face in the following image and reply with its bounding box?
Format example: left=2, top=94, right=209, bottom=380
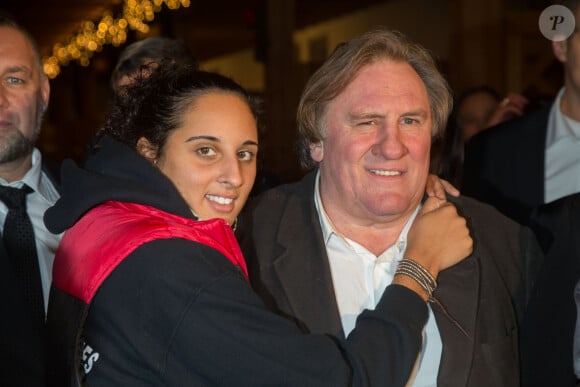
left=0, top=26, right=49, bottom=164
left=312, top=59, right=432, bottom=227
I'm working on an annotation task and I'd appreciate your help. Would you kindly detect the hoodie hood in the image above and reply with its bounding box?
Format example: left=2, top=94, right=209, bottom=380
left=45, top=136, right=193, bottom=234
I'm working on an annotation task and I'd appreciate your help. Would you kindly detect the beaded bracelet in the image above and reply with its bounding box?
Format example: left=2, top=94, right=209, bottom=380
left=395, top=258, right=437, bottom=300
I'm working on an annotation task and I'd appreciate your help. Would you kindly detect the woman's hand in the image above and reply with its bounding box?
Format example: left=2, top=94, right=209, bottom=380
left=402, top=196, right=473, bottom=282
left=425, top=174, right=460, bottom=200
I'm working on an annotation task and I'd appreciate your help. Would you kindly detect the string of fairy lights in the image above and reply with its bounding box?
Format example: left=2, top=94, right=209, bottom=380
left=42, top=0, right=191, bottom=79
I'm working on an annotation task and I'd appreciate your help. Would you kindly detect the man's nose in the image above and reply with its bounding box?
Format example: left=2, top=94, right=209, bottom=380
left=371, top=125, right=406, bottom=159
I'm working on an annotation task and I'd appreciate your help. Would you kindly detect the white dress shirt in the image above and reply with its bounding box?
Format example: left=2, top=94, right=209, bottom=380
left=545, top=87, right=580, bottom=203
left=0, top=148, right=61, bottom=312
left=314, top=172, right=441, bottom=386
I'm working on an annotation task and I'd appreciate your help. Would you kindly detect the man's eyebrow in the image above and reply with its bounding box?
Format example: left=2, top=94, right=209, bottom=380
left=348, top=109, right=428, bottom=120
left=348, top=112, right=384, bottom=120
left=402, top=109, right=428, bottom=117
left=4, top=65, right=32, bottom=75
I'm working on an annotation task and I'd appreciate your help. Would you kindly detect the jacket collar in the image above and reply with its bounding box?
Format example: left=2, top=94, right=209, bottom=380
left=270, top=176, right=481, bottom=386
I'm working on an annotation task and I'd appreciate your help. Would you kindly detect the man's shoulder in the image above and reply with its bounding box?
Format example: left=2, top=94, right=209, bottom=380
left=37, top=150, right=61, bottom=190
left=41, top=157, right=61, bottom=184
left=450, top=195, right=521, bottom=230
left=246, top=171, right=314, bottom=213
left=530, top=192, right=580, bottom=241
left=467, top=103, right=552, bottom=149
left=448, top=195, right=535, bottom=285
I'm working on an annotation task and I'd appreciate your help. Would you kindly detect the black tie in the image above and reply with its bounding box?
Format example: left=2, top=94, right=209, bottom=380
left=0, top=185, right=45, bottom=327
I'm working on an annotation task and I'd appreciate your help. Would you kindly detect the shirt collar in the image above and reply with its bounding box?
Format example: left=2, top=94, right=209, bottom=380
left=0, top=148, right=46, bottom=196
left=313, top=169, right=420, bottom=253
left=314, top=170, right=334, bottom=244
left=546, top=87, right=580, bottom=146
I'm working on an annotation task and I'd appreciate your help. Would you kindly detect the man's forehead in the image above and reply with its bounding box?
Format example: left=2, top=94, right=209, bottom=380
left=339, top=61, right=429, bottom=102
left=0, top=26, right=39, bottom=74
left=0, top=25, right=31, bottom=46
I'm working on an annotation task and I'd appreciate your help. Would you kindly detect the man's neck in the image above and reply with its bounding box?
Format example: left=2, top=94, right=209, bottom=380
left=326, top=208, right=412, bottom=256
left=0, top=154, right=33, bottom=183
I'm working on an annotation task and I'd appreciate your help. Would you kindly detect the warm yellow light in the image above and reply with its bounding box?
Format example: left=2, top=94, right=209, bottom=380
left=87, top=41, right=98, bottom=51
left=42, top=0, right=190, bottom=77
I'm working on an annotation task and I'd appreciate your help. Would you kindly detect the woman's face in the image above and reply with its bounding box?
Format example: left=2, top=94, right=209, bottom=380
left=149, top=92, right=258, bottom=225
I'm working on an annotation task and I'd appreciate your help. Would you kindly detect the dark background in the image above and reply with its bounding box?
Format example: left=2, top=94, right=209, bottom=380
left=2, top=0, right=564, bottom=182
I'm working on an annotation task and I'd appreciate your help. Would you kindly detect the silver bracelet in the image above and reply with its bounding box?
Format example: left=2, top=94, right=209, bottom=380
left=395, top=258, right=437, bottom=299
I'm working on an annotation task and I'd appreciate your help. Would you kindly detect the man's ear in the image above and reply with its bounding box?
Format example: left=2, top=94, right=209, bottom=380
left=136, top=137, right=159, bottom=164
left=309, top=141, right=324, bottom=162
left=40, top=76, right=50, bottom=113
left=553, top=39, right=568, bottom=63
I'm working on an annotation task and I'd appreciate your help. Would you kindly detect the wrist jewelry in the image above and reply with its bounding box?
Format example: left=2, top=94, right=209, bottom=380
left=395, top=258, right=437, bottom=300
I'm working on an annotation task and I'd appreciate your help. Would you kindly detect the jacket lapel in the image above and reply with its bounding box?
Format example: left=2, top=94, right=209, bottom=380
left=271, top=175, right=344, bottom=337
left=433, top=256, right=479, bottom=386
left=513, top=105, right=549, bottom=206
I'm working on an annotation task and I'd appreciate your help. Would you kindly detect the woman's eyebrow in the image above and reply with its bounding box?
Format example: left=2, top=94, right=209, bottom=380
left=185, top=135, right=219, bottom=143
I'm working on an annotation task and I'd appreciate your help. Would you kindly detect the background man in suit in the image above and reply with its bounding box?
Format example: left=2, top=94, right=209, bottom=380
left=238, top=28, right=543, bottom=386
left=0, top=11, right=61, bottom=386
left=461, top=1, right=580, bottom=384
left=520, top=193, right=580, bottom=386
left=462, top=0, right=580, bottom=221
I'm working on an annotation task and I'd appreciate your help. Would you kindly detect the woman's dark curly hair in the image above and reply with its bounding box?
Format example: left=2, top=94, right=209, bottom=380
left=96, top=63, right=260, bottom=155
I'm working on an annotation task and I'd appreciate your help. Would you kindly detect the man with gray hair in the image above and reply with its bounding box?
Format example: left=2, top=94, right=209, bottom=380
left=239, top=28, right=542, bottom=386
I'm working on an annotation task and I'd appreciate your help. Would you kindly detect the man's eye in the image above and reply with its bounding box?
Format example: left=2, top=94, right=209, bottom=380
left=6, top=76, right=24, bottom=85
left=402, top=117, right=418, bottom=125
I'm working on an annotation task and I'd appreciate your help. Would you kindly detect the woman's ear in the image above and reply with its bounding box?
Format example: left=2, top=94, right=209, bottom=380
left=136, top=137, right=159, bottom=164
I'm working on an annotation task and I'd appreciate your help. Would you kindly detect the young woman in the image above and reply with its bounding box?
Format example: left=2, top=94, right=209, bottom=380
left=45, top=65, right=471, bottom=386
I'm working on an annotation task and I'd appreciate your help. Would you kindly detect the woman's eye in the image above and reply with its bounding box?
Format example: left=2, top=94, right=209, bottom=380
left=238, top=150, right=254, bottom=161
left=196, top=147, right=216, bottom=157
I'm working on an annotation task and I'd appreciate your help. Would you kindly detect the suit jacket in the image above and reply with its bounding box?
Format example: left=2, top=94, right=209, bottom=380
left=0, top=242, right=47, bottom=386
left=520, top=193, right=580, bottom=387
left=238, top=171, right=543, bottom=387
left=0, top=158, right=60, bottom=387
left=462, top=104, right=551, bottom=225
left=462, top=102, right=580, bottom=386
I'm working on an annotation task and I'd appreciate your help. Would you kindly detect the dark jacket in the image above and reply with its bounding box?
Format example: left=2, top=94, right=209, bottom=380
left=45, top=136, right=433, bottom=387
left=0, top=155, right=61, bottom=387
left=238, top=171, right=544, bottom=387
left=462, top=101, right=580, bottom=386
left=462, top=104, right=551, bottom=225
left=521, top=193, right=580, bottom=387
